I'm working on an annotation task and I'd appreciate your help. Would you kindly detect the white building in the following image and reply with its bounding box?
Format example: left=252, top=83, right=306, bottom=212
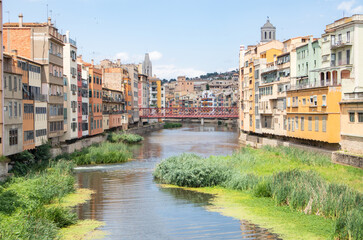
left=61, top=31, right=78, bottom=142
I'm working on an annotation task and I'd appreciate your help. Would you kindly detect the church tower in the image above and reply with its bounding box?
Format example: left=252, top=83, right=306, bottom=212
left=261, top=17, right=276, bottom=43
left=142, top=53, right=152, bottom=77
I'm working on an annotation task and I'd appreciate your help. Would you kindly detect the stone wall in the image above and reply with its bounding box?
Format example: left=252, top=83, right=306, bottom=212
left=55, top=123, right=165, bottom=155
left=340, top=135, right=363, bottom=155
left=0, top=162, right=9, bottom=181
left=332, top=152, right=363, bottom=168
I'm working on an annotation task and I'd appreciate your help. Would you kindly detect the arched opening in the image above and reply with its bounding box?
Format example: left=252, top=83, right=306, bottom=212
left=269, top=32, right=271, bottom=39
left=332, top=71, right=338, bottom=85
left=265, top=32, right=267, bottom=39
left=326, top=72, right=331, bottom=85
left=320, top=72, right=325, bottom=86
left=341, top=70, right=351, bottom=80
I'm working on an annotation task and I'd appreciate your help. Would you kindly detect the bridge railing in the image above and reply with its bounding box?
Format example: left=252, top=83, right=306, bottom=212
left=139, top=107, right=238, bottom=119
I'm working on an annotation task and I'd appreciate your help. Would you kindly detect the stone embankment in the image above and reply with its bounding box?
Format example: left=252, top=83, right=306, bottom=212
left=239, top=132, right=363, bottom=169
left=52, top=123, right=165, bottom=156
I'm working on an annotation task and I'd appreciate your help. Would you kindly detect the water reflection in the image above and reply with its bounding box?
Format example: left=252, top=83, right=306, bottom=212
left=75, top=124, right=280, bottom=239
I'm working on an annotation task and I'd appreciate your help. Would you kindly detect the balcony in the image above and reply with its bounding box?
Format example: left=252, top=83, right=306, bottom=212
left=49, top=74, right=63, bottom=85
left=331, top=40, right=352, bottom=50
left=49, top=52, right=63, bottom=66
left=288, top=81, right=340, bottom=91
left=49, top=94, right=64, bottom=104
left=102, top=96, right=125, bottom=103
left=64, top=37, right=77, bottom=47
left=261, top=65, right=277, bottom=75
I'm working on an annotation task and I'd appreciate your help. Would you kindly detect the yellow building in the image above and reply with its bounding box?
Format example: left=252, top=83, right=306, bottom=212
left=286, top=86, right=341, bottom=143
left=149, top=77, right=162, bottom=108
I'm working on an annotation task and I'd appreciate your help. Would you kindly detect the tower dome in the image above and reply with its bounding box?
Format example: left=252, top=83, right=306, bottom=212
left=261, top=17, right=276, bottom=43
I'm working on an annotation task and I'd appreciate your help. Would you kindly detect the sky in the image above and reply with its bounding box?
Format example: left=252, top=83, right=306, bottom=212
left=4, top=0, right=363, bottom=79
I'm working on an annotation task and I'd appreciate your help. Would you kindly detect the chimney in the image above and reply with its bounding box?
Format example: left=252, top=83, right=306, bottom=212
left=48, top=17, right=52, bottom=26
left=11, top=49, right=18, bottom=56
left=117, top=59, right=121, bottom=66
left=19, top=13, right=23, bottom=27
left=91, top=59, right=94, bottom=65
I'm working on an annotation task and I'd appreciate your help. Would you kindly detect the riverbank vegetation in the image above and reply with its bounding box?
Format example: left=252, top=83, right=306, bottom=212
left=164, top=122, right=182, bottom=129
left=0, top=160, right=77, bottom=239
left=108, top=132, right=144, bottom=144
left=154, top=146, right=363, bottom=240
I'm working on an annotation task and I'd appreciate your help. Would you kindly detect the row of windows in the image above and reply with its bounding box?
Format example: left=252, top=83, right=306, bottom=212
left=90, top=119, right=102, bottom=130
left=89, top=90, right=102, bottom=98
left=36, top=107, right=47, bottom=114
left=7, top=102, right=21, bottom=118
left=49, top=104, right=63, bottom=116
left=4, top=75, right=22, bottom=92
left=36, top=129, right=47, bottom=137
left=349, top=112, right=363, bottom=123
left=24, top=104, right=34, bottom=114
left=287, top=95, right=326, bottom=107
left=49, top=121, right=64, bottom=132
left=286, top=116, right=327, bottom=132
left=89, top=75, right=102, bottom=85
left=259, top=86, right=273, bottom=96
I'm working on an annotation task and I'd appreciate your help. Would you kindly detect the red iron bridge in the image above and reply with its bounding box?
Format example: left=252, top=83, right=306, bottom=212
left=139, top=107, right=239, bottom=119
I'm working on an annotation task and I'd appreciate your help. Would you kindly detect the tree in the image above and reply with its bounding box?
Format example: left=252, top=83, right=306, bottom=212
left=206, top=84, right=210, bottom=90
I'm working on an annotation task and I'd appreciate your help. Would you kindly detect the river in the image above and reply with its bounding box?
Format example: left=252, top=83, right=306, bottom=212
left=75, top=124, right=280, bottom=239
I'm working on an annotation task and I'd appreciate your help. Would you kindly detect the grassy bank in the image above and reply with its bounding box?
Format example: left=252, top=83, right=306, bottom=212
left=0, top=160, right=77, bottom=239
left=164, top=122, right=182, bottom=129
left=153, top=146, right=363, bottom=240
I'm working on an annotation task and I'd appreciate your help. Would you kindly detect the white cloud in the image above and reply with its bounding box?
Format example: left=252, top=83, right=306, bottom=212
left=338, top=0, right=363, bottom=15
left=153, top=64, right=206, bottom=79
left=113, top=51, right=161, bottom=64
left=149, top=51, right=162, bottom=61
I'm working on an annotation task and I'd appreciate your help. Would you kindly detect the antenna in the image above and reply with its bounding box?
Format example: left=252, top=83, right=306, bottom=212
left=46, top=4, right=48, bottom=19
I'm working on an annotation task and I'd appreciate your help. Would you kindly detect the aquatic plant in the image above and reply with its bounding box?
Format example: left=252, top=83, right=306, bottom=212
left=153, top=146, right=363, bottom=239
left=108, top=132, right=144, bottom=144
left=72, top=142, right=132, bottom=165
left=163, top=122, right=182, bottom=129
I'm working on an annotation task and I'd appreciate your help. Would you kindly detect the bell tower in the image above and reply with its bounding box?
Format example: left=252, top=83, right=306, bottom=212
left=261, top=17, right=276, bottom=43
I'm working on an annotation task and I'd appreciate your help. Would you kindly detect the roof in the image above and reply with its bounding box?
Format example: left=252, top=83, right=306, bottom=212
left=261, top=20, right=275, bottom=29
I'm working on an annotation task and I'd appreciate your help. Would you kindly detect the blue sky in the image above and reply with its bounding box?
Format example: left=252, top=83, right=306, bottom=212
left=4, top=0, right=363, bottom=79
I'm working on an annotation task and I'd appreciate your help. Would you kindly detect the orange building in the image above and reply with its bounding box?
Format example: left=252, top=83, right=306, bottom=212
left=88, top=64, right=103, bottom=136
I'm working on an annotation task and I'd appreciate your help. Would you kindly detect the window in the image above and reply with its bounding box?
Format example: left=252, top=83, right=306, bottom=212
left=14, top=77, right=17, bottom=92
left=287, top=97, right=291, bottom=107
left=36, top=129, right=47, bottom=137
left=315, top=116, right=319, bottom=132
left=288, top=118, right=291, bottom=131
left=14, top=103, right=17, bottom=117
left=347, top=31, right=350, bottom=43
left=24, top=104, right=34, bottom=114
left=322, top=116, right=327, bottom=132
left=322, top=95, right=327, bottom=106
left=9, top=129, right=18, bottom=146
left=303, top=98, right=306, bottom=105
left=301, top=117, right=305, bottom=131
left=9, top=76, right=12, bottom=90
left=295, top=116, right=299, bottom=130
left=346, top=50, right=350, bottom=65
left=24, top=131, right=34, bottom=141
left=308, top=117, right=312, bottom=131
left=349, top=112, right=355, bottom=122
left=358, top=113, right=363, bottom=123
left=9, top=102, right=12, bottom=117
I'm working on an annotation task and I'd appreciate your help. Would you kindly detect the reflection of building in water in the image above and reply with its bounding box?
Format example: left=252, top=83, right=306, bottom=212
left=77, top=172, right=105, bottom=220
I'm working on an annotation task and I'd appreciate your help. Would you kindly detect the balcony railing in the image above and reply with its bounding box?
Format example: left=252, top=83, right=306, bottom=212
left=288, top=81, right=340, bottom=91
left=331, top=40, right=352, bottom=49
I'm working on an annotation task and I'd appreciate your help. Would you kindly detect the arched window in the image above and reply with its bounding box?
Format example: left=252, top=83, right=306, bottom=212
left=265, top=32, right=267, bottom=39
left=269, top=32, right=271, bottom=39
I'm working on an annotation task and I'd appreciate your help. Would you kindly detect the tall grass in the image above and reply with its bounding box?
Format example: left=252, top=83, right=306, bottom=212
left=153, top=147, right=363, bottom=240
left=164, top=122, right=182, bottom=129
left=108, top=132, right=144, bottom=144
left=0, top=160, right=77, bottom=239
left=71, top=142, right=132, bottom=165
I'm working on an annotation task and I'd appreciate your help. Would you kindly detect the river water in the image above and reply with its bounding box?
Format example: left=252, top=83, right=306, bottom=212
left=75, top=124, right=280, bottom=239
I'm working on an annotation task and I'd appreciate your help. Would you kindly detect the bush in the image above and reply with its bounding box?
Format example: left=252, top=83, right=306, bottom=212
left=108, top=132, right=144, bottom=144
left=154, top=153, right=232, bottom=187
left=33, top=142, right=52, bottom=162
left=0, top=160, right=76, bottom=239
left=153, top=147, right=363, bottom=240
left=164, top=122, right=182, bottom=129
left=72, top=142, right=132, bottom=165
